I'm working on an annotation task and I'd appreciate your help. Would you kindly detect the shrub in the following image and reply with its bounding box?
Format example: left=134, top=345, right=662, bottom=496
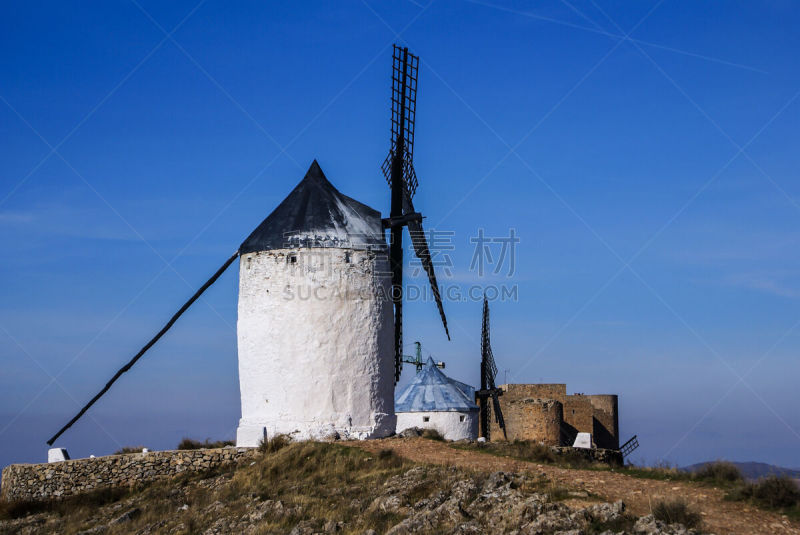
left=378, top=448, right=396, bottom=461
left=377, top=448, right=404, bottom=468
left=114, top=446, right=147, bottom=455
left=258, top=434, right=290, bottom=454
left=421, top=428, right=445, bottom=441
left=735, top=476, right=800, bottom=509
left=587, top=515, right=637, bottom=534
left=176, top=438, right=234, bottom=450
left=652, top=499, right=702, bottom=529
left=693, top=461, right=743, bottom=484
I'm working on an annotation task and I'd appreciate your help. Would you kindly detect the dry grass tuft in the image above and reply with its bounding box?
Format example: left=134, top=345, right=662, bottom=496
left=505, top=440, right=558, bottom=464
left=453, top=439, right=599, bottom=469
left=113, top=446, right=147, bottom=455
left=222, top=441, right=415, bottom=532
left=420, top=428, right=445, bottom=441
left=621, top=461, right=693, bottom=482
left=626, top=460, right=742, bottom=486
left=587, top=514, right=637, bottom=534
left=176, top=438, right=234, bottom=450
left=692, top=461, right=743, bottom=484
left=0, top=486, right=130, bottom=521
left=627, top=461, right=800, bottom=519
left=257, top=434, right=290, bottom=454
left=376, top=448, right=404, bottom=467
left=729, top=475, right=800, bottom=509
left=651, top=499, right=702, bottom=529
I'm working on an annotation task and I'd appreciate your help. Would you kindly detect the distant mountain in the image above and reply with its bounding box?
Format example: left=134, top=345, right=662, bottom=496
left=684, top=461, right=800, bottom=481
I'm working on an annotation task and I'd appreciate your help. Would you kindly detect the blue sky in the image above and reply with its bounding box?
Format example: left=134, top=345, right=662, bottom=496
left=2, top=0, right=800, bottom=471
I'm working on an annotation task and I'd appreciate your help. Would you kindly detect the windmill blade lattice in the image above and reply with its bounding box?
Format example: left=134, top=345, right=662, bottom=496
left=491, top=391, right=507, bottom=439
left=382, top=44, right=450, bottom=382
left=403, top=190, right=450, bottom=341
left=382, top=46, right=419, bottom=198
left=478, top=297, right=506, bottom=440
left=481, top=298, right=498, bottom=387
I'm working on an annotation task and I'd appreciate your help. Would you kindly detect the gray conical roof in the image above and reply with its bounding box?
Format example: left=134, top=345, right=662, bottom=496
left=395, top=357, right=478, bottom=412
left=239, top=160, right=384, bottom=253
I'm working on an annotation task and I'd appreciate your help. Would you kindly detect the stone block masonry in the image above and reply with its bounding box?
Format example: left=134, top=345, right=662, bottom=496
left=489, top=397, right=562, bottom=445
left=563, top=395, right=594, bottom=446
left=588, top=395, right=619, bottom=450
left=1, top=448, right=257, bottom=502
left=489, top=384, right=621, bottom=448
left=501, top=384, right=568, bottom=404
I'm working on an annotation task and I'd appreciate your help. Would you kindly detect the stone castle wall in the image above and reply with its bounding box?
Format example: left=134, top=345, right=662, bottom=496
left=490, top=385, right=620, bottom=448
left=485, top=385, right=567, bottom=444
left=499, top=384, right=567, bottom=404
left=563, top=395, right=594, bottom=445
left=1, top=448, right=257, bottom=502
left=489, top=398, right=562, bottom=445
left=588, top=395, right=619, bottom=450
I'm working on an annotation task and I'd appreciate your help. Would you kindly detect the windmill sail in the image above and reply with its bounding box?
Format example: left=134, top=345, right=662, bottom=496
left=383, top=44, right=450, bottom=380
left=478, top=297, right=507, bottom=440
left=403, top=190, right=450, bottom=340
left=491, top=391, right=505, bottom=432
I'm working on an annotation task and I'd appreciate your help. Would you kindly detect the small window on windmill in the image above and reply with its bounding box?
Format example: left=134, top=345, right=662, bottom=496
left=459, top=415, right=465, bottom=422
left=288, top=254, right=297, bottom=265
left=423, top=416, right=430, bottom=423
left=344, top=251, right=351, bottom=264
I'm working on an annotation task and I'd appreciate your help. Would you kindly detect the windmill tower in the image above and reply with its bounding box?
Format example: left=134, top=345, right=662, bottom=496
left=237, top=42, right=451, bottom=443
left=47, top=44, right=450, bottom=450
left=235, top=161, right=396, bottom=445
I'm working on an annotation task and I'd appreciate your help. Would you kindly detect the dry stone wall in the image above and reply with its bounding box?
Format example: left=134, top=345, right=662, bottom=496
left=1, top=448, right=257, bottom=502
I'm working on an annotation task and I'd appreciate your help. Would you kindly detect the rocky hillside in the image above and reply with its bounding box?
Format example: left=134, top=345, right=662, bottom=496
left=1, top=440, right=701, bottom=535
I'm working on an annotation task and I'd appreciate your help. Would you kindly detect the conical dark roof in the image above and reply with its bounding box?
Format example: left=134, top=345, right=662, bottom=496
left=395, top=358, right=478, bottom=412
left=239, top=161, right=384, bottom=254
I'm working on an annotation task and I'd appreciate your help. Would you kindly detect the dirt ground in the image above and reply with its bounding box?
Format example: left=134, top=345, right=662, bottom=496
left=351, top=438, right=799, bottom=535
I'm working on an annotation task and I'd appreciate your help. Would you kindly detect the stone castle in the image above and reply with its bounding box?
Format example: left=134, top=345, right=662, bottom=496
left=486, top=384, right=619, bottom=450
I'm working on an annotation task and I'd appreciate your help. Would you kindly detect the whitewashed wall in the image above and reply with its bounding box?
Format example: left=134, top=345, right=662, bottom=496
left=236, top=247, right=395, bottom=446
left=396, top=411, right=478, bottom=441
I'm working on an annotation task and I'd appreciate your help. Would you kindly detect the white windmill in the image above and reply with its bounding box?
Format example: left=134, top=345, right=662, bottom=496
left=47, top=44, right=450, bottom=450
left=235, top=160, right=396, bottom=444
